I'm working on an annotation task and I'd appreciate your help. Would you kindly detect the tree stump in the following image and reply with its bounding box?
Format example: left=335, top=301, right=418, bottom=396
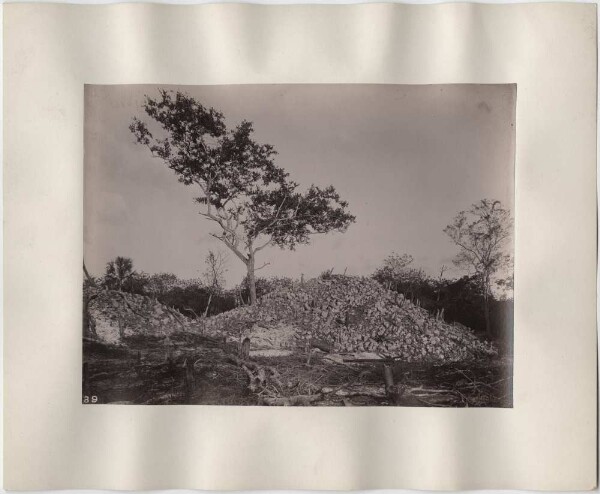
left=164, top=336, right=173, bottom=362
left=118, top=315, right=126, bottom=340
left=183, top=358, right=195, bottom=402
left=383, top=364, right=394, bottom=393
left=383, top=364, right=403, bottom=405
left=82, top=362, right=90, bottom=399
left=240, top=337, right=250, bottom=360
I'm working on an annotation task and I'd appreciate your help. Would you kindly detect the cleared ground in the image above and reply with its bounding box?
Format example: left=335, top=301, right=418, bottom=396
left=83, top=332, right=512, bottom=407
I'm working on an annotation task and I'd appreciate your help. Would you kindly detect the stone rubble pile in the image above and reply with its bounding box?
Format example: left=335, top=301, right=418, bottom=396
left=204, top=276, right=496, bottom=362
left=86, top=276, right=496, bottom=362
left=86, top=288, right=199, bottom=344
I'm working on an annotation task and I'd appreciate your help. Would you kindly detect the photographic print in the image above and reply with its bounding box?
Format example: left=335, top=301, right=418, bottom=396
left=84, top=84, right=514, bottom=406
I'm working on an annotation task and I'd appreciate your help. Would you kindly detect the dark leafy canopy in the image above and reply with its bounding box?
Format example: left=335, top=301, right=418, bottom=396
left=130, top=90, right=355, bottom=258
left=248, top=183, right=353, bottom=249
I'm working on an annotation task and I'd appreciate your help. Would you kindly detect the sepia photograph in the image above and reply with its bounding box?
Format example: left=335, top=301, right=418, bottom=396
left=83, top=84, right=515, bottom=407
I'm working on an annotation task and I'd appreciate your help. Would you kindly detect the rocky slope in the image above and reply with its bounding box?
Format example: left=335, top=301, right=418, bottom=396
left=85, top=288, right=201, bottom=344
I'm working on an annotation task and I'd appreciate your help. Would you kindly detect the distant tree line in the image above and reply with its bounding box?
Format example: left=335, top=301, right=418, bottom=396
left=84, top=252, right=298, bottom=319
left=372, top=259, right=513, bottom=350
left=86, top=252, right=512, bottom=348
left=372, top=199, right=513, bottom=350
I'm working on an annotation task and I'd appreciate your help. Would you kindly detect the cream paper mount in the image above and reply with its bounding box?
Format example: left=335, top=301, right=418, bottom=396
left=3, top=2, right=597, bottom=490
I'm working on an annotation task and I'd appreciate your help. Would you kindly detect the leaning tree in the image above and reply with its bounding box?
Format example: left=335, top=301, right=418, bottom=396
left=130, top=90, right=355, bottom=304
left=443, top=199, right=512, bottom=337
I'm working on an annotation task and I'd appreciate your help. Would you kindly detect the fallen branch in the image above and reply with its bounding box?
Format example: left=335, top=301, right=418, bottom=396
left=260, top=394, right=323, bottom=406
left=182, top=307, right=199, bottom=318
left=227, top=354, right=285, bottom=393
left=321, top=384, right=387, bottom=398
left=226, top=355, right=282, bottom=379
left=407, top=386, right=457, bottom=395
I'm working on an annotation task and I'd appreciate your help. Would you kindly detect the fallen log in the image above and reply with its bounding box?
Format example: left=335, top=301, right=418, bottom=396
left=311, top=339, right=333, bottom=353
left=241, top=365, right=261, bottom=392
left=321, top=384, right=387, bottom=398
left=260, top=394, right=323, bottom=406
left=407, top=386, right=456, bottom=395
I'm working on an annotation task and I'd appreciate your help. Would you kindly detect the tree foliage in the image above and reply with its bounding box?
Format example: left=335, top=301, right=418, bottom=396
left=145, top=272, right=179, bottom=298
left=130, top=90, right=355, bottom=304
left=103, top=256, right=135, bottom=292
left=372, top=253, right=429, bottom=301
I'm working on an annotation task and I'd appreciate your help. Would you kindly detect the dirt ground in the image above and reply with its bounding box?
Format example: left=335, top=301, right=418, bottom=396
left=83, top=332, right=512, bottom=407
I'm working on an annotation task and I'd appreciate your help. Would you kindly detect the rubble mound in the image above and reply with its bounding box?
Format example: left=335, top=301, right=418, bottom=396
left=205, top=275, right=496, bottom=362
left=86, top=288, right=200, bottom=344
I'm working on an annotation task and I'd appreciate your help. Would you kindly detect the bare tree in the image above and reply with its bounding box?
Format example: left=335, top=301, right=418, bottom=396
left=202, top=250, right=228, bottom=316
left=444, top=199, right=512, bottom=337
left=435, top=265, right=448, bottom=302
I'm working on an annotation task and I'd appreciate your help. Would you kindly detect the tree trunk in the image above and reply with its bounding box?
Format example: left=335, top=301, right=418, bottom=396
left=83, top=261, right=95, bottom=286
left=482, top=273, right=492, bottom=338
left=247, top=255, right=257, bottom=305
left=203, top=292, right=213, bottom=318
left=83, top=292, right=97, bottom=338
left=483, top=293, right=492, bottom=338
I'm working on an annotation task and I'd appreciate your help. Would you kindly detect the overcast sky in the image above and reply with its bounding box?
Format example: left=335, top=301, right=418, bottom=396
left=84, top=84, right=515, bottom=286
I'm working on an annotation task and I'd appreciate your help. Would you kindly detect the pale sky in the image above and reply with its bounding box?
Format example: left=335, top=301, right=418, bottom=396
left=84, top=84, right=515, bottom=286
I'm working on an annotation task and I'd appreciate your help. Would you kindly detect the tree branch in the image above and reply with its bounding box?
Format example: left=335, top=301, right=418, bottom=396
left=255, top=261, right=271, bottom=271
left=209, top=233, right=248, bottom=264
left=253, top=239, right=272, bottom=253
left=451, top=236, right=484, bottom=265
